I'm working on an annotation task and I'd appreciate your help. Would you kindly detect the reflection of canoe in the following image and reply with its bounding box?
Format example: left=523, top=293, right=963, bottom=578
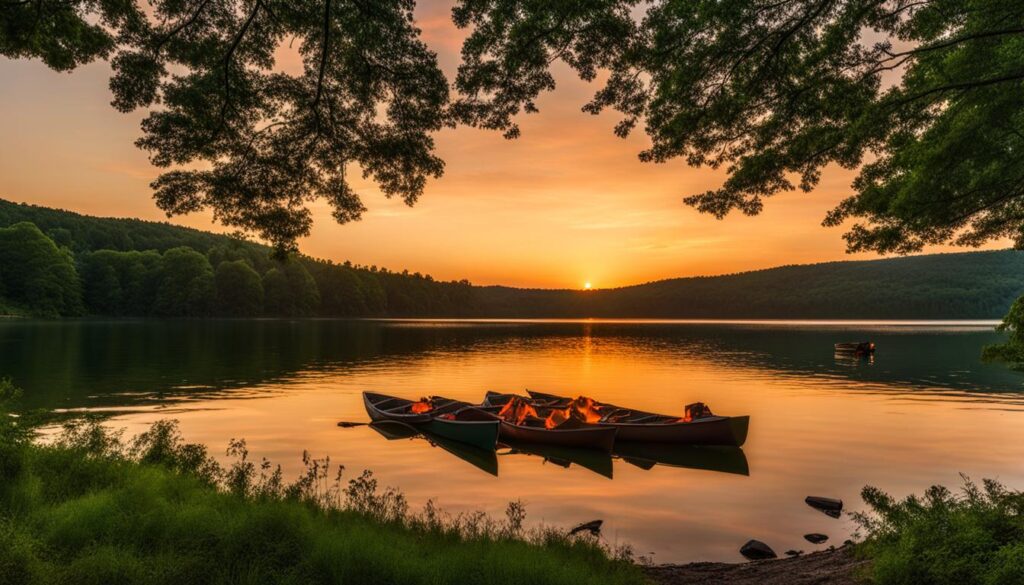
left=363, top=392, right=500, bottom=451
left=613, top=442, right=750, bottom=476
left=501, top=440, right=614, bottom=479
left=368, top=421, right=499, bottom=476
left=523, top=390, right=749, bottom=447
left=368, top=420, right=420, bottom=440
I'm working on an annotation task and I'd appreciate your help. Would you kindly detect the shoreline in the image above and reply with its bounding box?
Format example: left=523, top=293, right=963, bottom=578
left=647, top=546, right=865, bottom=584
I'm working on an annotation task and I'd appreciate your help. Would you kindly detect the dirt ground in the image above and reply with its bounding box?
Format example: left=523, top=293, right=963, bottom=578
left=645, top=546, right=868, bottom=585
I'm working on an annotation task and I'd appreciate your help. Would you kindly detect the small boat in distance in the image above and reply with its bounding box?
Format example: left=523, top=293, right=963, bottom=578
left=362, top=392, right=500, bottom=451
left=834, top=341, right=875, bottom=357
left=510, top=390, right=750, bottom=447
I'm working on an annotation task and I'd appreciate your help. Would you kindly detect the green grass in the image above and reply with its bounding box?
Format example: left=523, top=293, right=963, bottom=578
left=853, top=477, right=1024, bottom=585
left=0, top=396, right=643, bottom=585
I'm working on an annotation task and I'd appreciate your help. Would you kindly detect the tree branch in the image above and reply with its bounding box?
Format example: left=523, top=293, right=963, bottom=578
left=153, top=0, right=212, bottom=53
left=216, top=0, right=262, bottom=136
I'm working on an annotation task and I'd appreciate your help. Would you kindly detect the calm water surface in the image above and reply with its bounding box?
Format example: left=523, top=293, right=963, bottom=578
left=3, top=319, right=1024, bottom=563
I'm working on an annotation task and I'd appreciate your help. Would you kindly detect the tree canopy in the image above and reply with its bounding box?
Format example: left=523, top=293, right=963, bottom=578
left=453, top=0, right=1024, bottom=255
left=1, top=0, right=448, bottom=250
left=0, top=222, right=82, bottom=317
left=215, top=259, right=264, bottom=317
left=4, top=0, right=1022, bottom=255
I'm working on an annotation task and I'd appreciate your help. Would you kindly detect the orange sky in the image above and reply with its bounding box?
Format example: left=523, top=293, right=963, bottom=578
left=0, top=2, right=1006, bottom=289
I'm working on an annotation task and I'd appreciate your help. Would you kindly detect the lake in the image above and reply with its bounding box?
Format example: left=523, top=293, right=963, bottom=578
left=3, top=318, right=1023, bottom=563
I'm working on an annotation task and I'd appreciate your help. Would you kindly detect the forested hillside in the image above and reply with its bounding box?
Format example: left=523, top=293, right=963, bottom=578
left=474, top=252, right=1024, bottom=319
left=1, top=199, right=1022, bottom=319
left=0, top=200, right=471, bottom=317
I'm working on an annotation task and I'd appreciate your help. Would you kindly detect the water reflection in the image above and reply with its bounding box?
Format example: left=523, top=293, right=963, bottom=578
left=2, top=319, right=1021, bottom=412
left=364, top=421, right=747, bottom=480
left=2, top=319, right=1023, bottom=563
left=369, top=421, right=500, bottom=477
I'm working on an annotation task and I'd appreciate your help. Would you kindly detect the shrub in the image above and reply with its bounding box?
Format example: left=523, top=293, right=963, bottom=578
left=854, top=477, right=1024, bottom=585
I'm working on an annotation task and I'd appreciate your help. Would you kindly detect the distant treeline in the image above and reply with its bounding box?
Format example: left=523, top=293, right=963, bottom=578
left=0, top=200, right=472, bottom=318
left=2, top=198, right=1024, bottom=319
left=474, top=252, right=1024, bottom=319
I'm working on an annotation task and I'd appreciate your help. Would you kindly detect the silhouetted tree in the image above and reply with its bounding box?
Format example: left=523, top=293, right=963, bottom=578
left=261, top=267, right=291, bottom=317
left=358, top=272, right=387, bottom=315
left=214, top=260, right=263, bottom=317
left=1, top=0, right=448, bottom=251
left=454, top=0, right=1024, bottom=255
left=308, top=260, right=365, bottom=316
left=154, top=247, right=214, bottom=316
left=282, top=259, right=320, bottom=317
left=81, top=259, right=122, bottom=315
left=0, top=222, right=82, bottom=316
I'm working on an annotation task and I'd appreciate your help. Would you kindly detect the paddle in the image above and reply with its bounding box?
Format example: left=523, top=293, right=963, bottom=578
left=336, top=421, right=369, bottom=428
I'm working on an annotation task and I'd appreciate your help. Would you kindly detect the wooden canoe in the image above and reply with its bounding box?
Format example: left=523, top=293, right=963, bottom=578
left=496, top=420, right=616, bottom=453
left=362, top=392, right=500, bottom=451
left=834, top=341, right=875, bottom=354
left=522, top=390, right=750, bottom=447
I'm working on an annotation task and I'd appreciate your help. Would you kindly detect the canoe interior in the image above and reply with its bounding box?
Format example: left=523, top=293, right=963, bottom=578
left=365, top=392, right=498, bottom=423
left=523, top=390, right=742, bottom=427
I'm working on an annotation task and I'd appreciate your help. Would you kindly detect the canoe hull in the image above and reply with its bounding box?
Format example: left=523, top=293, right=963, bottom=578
left=422, top=418, right=500, bottom=451
left=524, top=390, right=749, bottom=447
left=609, top=415, right=749, bottom=447
left=498, top=421, right=616, bottom=453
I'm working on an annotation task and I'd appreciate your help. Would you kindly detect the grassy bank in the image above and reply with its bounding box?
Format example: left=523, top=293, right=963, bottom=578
left=0, top=390, right=642, bottom=584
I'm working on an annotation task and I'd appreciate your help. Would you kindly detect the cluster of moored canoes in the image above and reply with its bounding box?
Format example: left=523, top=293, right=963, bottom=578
left=361, top=390, right=749, bottom=454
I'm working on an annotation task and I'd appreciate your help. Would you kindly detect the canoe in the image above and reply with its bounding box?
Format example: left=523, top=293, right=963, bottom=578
left=478, top=393, right=618, bottom=452
left=422, top=398, right=502, bottom=451
left=362, top=392, right=500, bottom=451
left=522, top=390, right=750, bottom=447
left=496, top=421, right=616, bottom=453
left=834, top=341, right=875, bottom=355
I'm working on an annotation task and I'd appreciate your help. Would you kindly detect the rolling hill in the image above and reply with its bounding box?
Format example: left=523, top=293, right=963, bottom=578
left=1, top=198, right=1021, bottom=319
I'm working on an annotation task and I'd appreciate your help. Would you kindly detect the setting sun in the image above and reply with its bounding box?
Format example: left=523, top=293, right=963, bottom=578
left=584, top=282, right=592, bottom=290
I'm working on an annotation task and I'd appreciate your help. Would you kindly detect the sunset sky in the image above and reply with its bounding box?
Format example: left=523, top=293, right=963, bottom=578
left=0, top=1, right=1005, bottom=289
